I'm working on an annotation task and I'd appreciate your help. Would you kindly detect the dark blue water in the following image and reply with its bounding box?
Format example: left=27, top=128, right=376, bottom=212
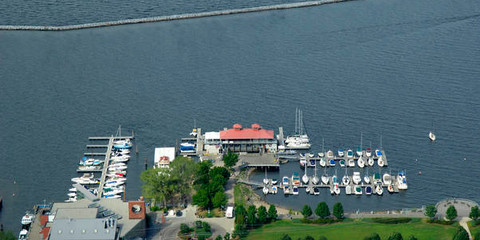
left=1, top=0, right=480, bottom=233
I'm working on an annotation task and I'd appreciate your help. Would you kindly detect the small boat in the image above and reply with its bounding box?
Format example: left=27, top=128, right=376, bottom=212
left=299, top=158, right=307, bottom=168
left=282, top=176, right=289, bottom=186
left=364, top=169, right=371, bottom=184
left=366, top=148, right=372, bottom=157
left=111, top=156, right=129, bottom=163
left=429, top=131, right=436, bottom=141
left=18, top=229, right=28, bottom=240
left=382, top=172, right=392, bottom=185
left=329, top=159, right=336, bottom=167
left=342, top=168, right=350, bottom=185
left=347, top=149, right=354, bottom=158
left=365, top=186, right=372, bottom=195
left=397, top=171, right=408, bottom=190
left=104, top=194, right=121, bottom=199
left=352, top=172, right=362, bottom=184
left=79, top=158, right=103, bottom=166
left=368, top=157, right=374, bottom=166
left=308, top=159, right=316, bottom=167
left=104, top=180, right=124, bottom=187
left=106, top=172, right=125, bottom=178
left=313, top=187, right=320, bottom=195
left=69, top=187, right=77, bottom=192
left=180, top=145, right=195, bottom=153
left=356, top=147, right=363, bottom=157
left=292, top=172, right=300, bottom=185
left=21, top=213, right=35, bottom=225
left=373, top=172, right=381, bottom=183
left=377, top=156, right=385, bottom=167
left=354, top=185, right=362, bottom=195
left=292, top=186, right=299, bottom=195
left=327, top=150, right=334, bottom=159
left=109, top=162, right=126, bottom=167
left=302, top=173, right=309, bottom=184
left=339, top=159, right=346, bottom=167
left=317, top=152, right=324, bottom=158
left=348, top=159, right=355, bottom=167
left=338, top=149, right=345, bottom=157
left=319, top=158, right=326, bottom=167
left=111, top=153, right=130, bottom=159
left=312, top=163, right=320, bottom=185
left=345, top=185, right=352, bottom=195
left=263, top=169, right=269, bottom=185
left=388, top=183, right=394, bottom=193
left=357, top=156, right=365, bottom=168
left=334, top=184, right=340, bottom=195
left=65, top=196, right=77, bottom=202
left=113, top=139, right=132, bottom=149
left=108, top=165, right=128, bottom=171
left=271, top=179, right=278, bottom=185
left=78, top=165, right=101, bottom=171
left=306, top=186, right=311, bottom=194
left=116, top=148, right=130, bottom=154
left=375, top=149, right=382, bottom=157
left=308, top=153, right=314, bottom=158
left=375, top=184, right=383, bottom=195
left=263, top=186, right=269, bottom=195
left=104, top=189, right=124, bottom=195
left=272, top=186, right=278, bottom=194
left=283, top=185, right=290, bottom=195
left=67, top=192, right=76, bottom=197
left=108, top=170, right=126, bottom=175
left=106, top=176, right=127, bottom=182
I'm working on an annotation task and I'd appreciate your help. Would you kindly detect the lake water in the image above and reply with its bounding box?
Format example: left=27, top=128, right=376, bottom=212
left=1, top=0, right=480, bottom=232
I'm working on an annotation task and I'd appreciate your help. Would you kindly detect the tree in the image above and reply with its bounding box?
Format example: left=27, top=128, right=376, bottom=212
left=235, top=205, right=247, bottom=225
left=333, top=202, right=344, bottom=219
left=281, top=234, right=292, bottom=240
left=387, top=232, right=403, bottom=240
left=257, top=206, right=267, bottom=224
left=315, top=202, right=330, bottom=218
left=364, top=233, right=381, bottom=240
left=180, top=223, right=191, bottom=234
left=470, top=206, right=480, bottom=221
left=247, top=205, right=257, bottom=228
left=233, top=224, right=248, bottom=238
left=140, top=168, right=171, bottom=207
left=223, top=151, right=239, bottom=168
left=304, top=236, right=314, bottom=240
left=195, top=161, right=213, bottom=186
left=193, top=188, right=210, bottom=209
left=215, top=235, right=223, bottom=240
left=224, top=232, right=231, bottom=240
left=212, top=191, right=227, bottom=208
left=425, top=205, right=437, bottom=219
left=202, top=221, right=211, bottom=232
left=407, top=236, right=418, bottom=240
left=210, top=167, right=230, bottom=183
left=453, top=226, right=469, bottom=240
left=318, top=236, right=328, bottom=240
left=302, top=205, right=313, bottom=218
left=446, top=205, right=458, bottom=221
left=268, top=204, right=278, bottom=222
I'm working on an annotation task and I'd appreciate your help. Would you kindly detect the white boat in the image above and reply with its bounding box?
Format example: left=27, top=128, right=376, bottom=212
left=113, top=139, right=132, bottom=149
left=382, top=172, right=392, bottom=185
left=18, top=229, right=28, bottom=240
left=263, top=186, right=269, bottom=195
left=302, top=172, right=309, bottom=184
left=106, top=172, right=125, bottom=178
left=299, top=158, right=307, bottom=168
left=282, top=176, right=289, bottom=186
left=364, top=169, right=371, bottom=184
left=263, top=169, right=269, bottom=185
left=334, top=184, right=340, bottom=195
left=317, top=152, right=324, bottom=158
left=67, top=192, right=76, bottom=197
left=106, top=177, right=127, bottom=182
left=377, top=156, right=385, bottom=167
left=338, top=149, right=345, bottom=157
left=366, top=148, right=372, bottom=157
left=116, top=148, right=130, bottom=154
left=346, top=149, right=354, bottom=158
left=108, top=165, right=128, bottom=171
left=306, top=186, right=311, bottom=194
left=388, top=183, right=395, bottom=193
left=357, top=156, right=365, bottom=168
left=78, top=165, right=101, bottom=171
left=292, top=186, right=299, bottom=195
left=339, top=159, right=346, bottom=167
left=342, top=168, right=350, bottom=185
left=429, top=131, right=436, bottom=141
left=104, top=180, right=124, bottom=187
left=109, top=162, right=126, bottom=167
left=352, top=172, right=362, bottom=184
left=365, top=186, right=373, bottom=195
left=65, top=196, right=77, bottom=202
left=79, top=158, right=103, bottom=166
left=312, top=163, right=320, bottom=185
left=108, top=170, right=126, bottom=175
left=348, top=159, right=355, bottom=167
left=76, top=178, right=100, bottom=185
left=313, top=187, right=320, bottom=195
left=285, top=108, right=311, bottom=150
left=375, top=149, right=382, bottom=157
left=21, top=213, right=35, bottom=225
left=104, top=194, right=121, bottom=199
left=368, top=157, right=374, bottom=167
left=69, top=187, right=77, bottom=192
left=111, top=153, right=131, bottom=159
left=319, top=158, right=326, bottom=167
left=356, top=147, right=363, bottom=157
left=272, top=186, right=278, bottom=194
left=286, top=141, right=311, bottom=149
left=375, top=184, right=383, bottom=195
left=397, top=171, right=408, bottom=190
left=345, top=185, right=352, bottom=195
left=111, top=157, right=129, bottom=163
left=329, top=159, right=336, bottom=167
left=354, top=185, right=362, bottom=195
left=321, top=168, right=329, bottom=185
left=283, top=185, right=290, bottom=195
left=271, top=179, right=278, bottom=185
left=326, top=150, right=334, bottom=159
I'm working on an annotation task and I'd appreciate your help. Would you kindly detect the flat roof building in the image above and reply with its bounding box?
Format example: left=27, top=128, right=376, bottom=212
left=219, top=124, right=277, bottom=153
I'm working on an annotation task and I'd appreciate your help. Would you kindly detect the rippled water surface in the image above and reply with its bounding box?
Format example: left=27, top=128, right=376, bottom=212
left=1, top=0, right=480, bottom=232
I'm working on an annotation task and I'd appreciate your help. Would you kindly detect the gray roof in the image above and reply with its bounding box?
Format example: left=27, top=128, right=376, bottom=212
left=56, top=208, right=98, bottom=219
left=49, top=218, right=117, bottom=240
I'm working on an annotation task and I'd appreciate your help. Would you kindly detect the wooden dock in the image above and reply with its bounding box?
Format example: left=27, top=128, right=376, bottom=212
left=96, top=137, right=115, bottom=197
left=88, top=135, right=134, bottom=141
left=83, top=152, right=106, bottom=156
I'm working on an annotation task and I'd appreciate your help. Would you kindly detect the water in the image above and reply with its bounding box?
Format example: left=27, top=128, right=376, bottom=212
left=1, top=0, right=480, bottom=232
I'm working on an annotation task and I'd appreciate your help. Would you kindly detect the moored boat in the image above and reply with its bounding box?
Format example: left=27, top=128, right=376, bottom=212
left=352, top=172, right=362, bottom=184
left=397, top=171, right=408, bottom=190
left=339, top=159, right=346, bottom=167
left=382, top=172, right=392, bottom=185
left=366, top=148, right=372, bottom=157
left=377, top=156, right=385, bottom=167
left=356, top=147, right=363, bottom=157
left=345, top=185, right=352, bottom=195
left=292, top=186, right=299, bottom=195
left=347, top=149, right=354, bottom=158
left=272, top=186, right=278, bottom=194
left=365, top=186, right=372, bottom=195
left=329, top=159, right=336, bottom=167
left=354, top=185, right=362, bottom=195
left=113, top=139, right=132, bottom=149
left=375, top=184, right=383, bottom=195
left=429, top=131, right=436, bottom=141
left=348, top=159, right=355, bottom=167
left=338, top=149, right=345, bottom=157
left=292, top=172, right=300, bottom=185
left=263, top=186, right=269, bottom=195
left=357, top=156, right=365, bottom=168
left=313, top=187, right=320, bottom=195
left=327, top=150, right=334, bottom=159
left=368, top=157, right=374, bottom=166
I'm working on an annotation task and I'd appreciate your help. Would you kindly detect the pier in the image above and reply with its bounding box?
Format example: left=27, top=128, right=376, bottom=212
left=0, top=0, right=353, bottom=31
left=96, top=137, right=115, bottom=197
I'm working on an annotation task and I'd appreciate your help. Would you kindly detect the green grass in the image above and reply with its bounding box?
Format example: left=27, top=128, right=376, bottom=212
left=234, top=183, right=252, bottom=206
left=247, top=218, right=458, bottom=240
left=469, top=220, right=480, bottom=239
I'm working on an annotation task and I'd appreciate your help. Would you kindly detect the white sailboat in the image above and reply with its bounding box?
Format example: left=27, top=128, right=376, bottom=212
left=321, top=167, right=329, bottom=185
left=357, top=156, right=365, bottom=168
left=263, top=168, right=269, bottom=185
left=312, top=161, right=320, bottom=185
left=263, top=186, right=269, bottom=195
left=375, top=184, right=383, bottom=195
left=377, top=156, right=385, bottom=167
left=342, top=168, right=350, bottom=185
left=364, top=168, right=371, bottom=184
left=345, top=185, right=352, bottom=195
left=285, top=108, right=311, bottom=149
left=302, top=167, right=309, bottom=184
left=382, top=171, right=392, bottom=185
left=368, top=157, right=374, bottom=167
left=429, top=131, right=436, bottom=141
left=348, top=158, right=355, bottom=167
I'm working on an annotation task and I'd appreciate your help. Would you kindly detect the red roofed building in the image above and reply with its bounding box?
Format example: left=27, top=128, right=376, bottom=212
left=219, top=124, right=277, bottom=153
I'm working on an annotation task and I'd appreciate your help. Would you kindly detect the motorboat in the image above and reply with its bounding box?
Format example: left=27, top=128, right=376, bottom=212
left=108, top=170, right=126, bottom=175
left=69, top=187, right=77, bottom=192
left=347, top=149, right=354, bottom=158
left=352, top=172, right=362, bottom=184
left=21, top=213, right=35, bottom=225
left=339, top=159, right=346, bottom=167
left=373, top=173, right=381, bottom=183
left=106, top=172, right=125, bottom=178
left=357, top=156, right=365, bottom=168
left=67, top=192, right=76, bottom=197
left=319, top=158, right=326, bottom=167
left=366, top=148, right=372, bottom=157
left=382, top=172, right=392, bottom=185
left=113, top=139, right=132, bottom=149
left=345, top=185, right=352, bottom=195
left=333, top=184, right=340, bottom=195
left=283, top=185, right=290, bottom=195
left=377, top=156, right=385, bottom=167
left=111, top=153, right=130, bottom=159
left=292, top=172, right=300, bottom=185
left=338, top=149, right=345, bottom=157
left=263, top=186, right=269, bottom=195
left=375, top=184, right=383, bottom=195
left=308, top=153, right=314, bottom=158
left=116, top=148, right=130, bottom=154
left=103, top=185, right=124, bottom=191
left=397, top=171, right=408, bottom=190
left=65, top=196, right=77, bottom=202
left=299, top=158, right=307, bottom=168
left=271, top=179, right=278, bottom=185
left=356, top=147, right=363, bottom=157
left=18, top=229, right=28, bottom=240
left=180, top=145, right=195, bottom=153
left=272, top=186, right=278, bottom=194
left=317, top=152, right=324, bottom=158
left=292, top=186, right=299, bottom=195
left=368, top=157, right=374, bottom=167
left=306, top=186, right=311, bottom=194
left=78, top=165, right=101, bottom=171
left=348, top=159, right=355, bottom=167
left=375, top=149, right=382, bottom=157
left=313, top=187, right=320, bottom=195
left=326, top=150, right=334, bottom=159
left=329, top=159, right=336, bottom=167
left=109, top=162, right=126, bottom=167
left=354, top=185, right=362, bottom=195
left=106, top=176, right=126, bottom=182
left=282, top=176, right=289, bottom=186
left=108, top=165, right=128, bottom=171
left=429, top=131, right=436, bottom=141
left=104, top=188, right=124, bottom=195
left=365, top=186, right=373, bottom=195
left=111, top=157, right=129, bottom=163
left=79, top=158, right=103, bottom=166
left=104, top=194, right=121, bottom=199
left=388, top=183, right=394, bottom=193
left=104, top=180, right=124, bottom=187
left=308, top=159, right=316, bottom=167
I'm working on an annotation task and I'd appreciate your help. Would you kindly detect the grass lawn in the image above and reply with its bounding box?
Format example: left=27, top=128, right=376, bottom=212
left=247, top=219, right=458, bottom=240
left=469, top=220, right=480, bottom=239
left=234, top=183, right=252, bottom=206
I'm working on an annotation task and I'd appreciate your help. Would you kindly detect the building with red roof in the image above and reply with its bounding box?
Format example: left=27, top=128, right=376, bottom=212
left=219, top=123, right=277, bottom=153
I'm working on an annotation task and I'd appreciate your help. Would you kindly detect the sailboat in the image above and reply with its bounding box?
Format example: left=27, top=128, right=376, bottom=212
left=320, top=157, right=326, bottom=167
left=285, top=108, right=311, bottom=149
left=302, top=167, right=309, bottom=184
left=357, top=132, right=363, bottom=156
left=190, top=119, right=198, bottom=137
left=312, top=161, right=320, bottom=185
left=342, top=168, right=350, bottom=185
left=382, top=170, right=392, bottom=185
left=364, top=168, right=371, bottom=184
left=358, top=156, right=365, bottom=168
left=321, top=167, right=329, bottom=185
left=263, top=168, right=269, bottom=185
left=375, top=184, right=383, bottom=195
left=378, top=155, right=385, bottom=167
left=368, top=156, right=374, bottom=167
left=263, top=186, right=269, bottom=195
left=429, top=131, right=436, bottom=141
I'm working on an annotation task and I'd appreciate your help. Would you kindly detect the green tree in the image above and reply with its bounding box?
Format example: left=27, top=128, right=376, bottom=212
left=425, top=205, right=437, bottom=219
left=233, top=224, right=248, bottom=238
left=304, top=236, right=314, bottom=240
left=212, top=191, right=227, bottom=208
left=364, top=233, right=381, bottom=240
left=180, top=223, right=191, bottom=234
left=247, top=205, right=257, bottom=228
left=407, top=236, right=418, bottom=240
left=257, top=206, right=267, bottom=224
left=195, top=161, right=213, bottom=186
left=140, top=168, right=171, bottom=207
left=333, top=202, right=344, bottom=219
left=453, top=226, right=469, bottom=240
left=224, top=232, right=231, bottom=240
left=268, top=204, right=278, bottom=222
left=193, top=188, right=210, bottom=209
left=315, top=202, right=330, bottom=218
left=387, top=232, right=403, bottom=240
left=281, top=234, right=292, bottom=240
left=202, top=221, right=211, bottom=232
left=446, top=205, right=458, bottom=221
left=302, top=205, right=313, bottom=218
left=215, top=235, right=223, bottom=240
left=318, top=236, right=328, bottom=240
left=210, top=167, right=230, bottom=183
left=470, top=206, right=480, bottom=220
left=223, top=151, right=239, bottom=168
left=235, top=205, right=247, bottom=225
left=474, top=232, right=480, bottom=240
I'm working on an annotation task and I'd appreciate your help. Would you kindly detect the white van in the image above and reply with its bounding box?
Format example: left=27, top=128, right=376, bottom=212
left=225, top=206, right=234, bottom=218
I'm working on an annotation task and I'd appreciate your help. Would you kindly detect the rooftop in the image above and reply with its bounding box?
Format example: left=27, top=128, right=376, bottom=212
left=220, top=124, right=274, bottom=140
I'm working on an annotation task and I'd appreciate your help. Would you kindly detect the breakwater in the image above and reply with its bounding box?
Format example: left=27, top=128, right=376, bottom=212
left=0, top=0, right=350, bottom=31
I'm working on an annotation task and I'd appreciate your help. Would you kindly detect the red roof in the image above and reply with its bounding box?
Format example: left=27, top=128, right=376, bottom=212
left=220, top=124, right=274, bottom=140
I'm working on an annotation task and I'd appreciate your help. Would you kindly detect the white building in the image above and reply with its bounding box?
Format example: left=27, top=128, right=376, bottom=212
left=203, top=132, right=221, bottom=155
left=154, top=147, right=176, bottom=168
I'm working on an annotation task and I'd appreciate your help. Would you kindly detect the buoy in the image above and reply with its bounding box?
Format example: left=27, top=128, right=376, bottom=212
left=418, top=171, right=422, bottom=175
left=12, top=193, right=16, bottom=197
left=464, top=157, right=466, bottom=161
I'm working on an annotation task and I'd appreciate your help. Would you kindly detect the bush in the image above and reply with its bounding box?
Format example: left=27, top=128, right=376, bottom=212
left=280, top=234, right=292, bottom=240
left=150, top=205, right=160, bottom=211
left=315, top=202, right=330, bottom=219
left=318, top=236, right=328, bottom=240
left=426, top=218, right=454, bottom=225
left=215, top=235, right=223, bottom=240
left=302, top=205, right=313, bottom=218
left=474, top=232, right=480, bottom=240
left=370, top=218, right=412, bottom=224
left=180, top=223, right=192, bottom=234
left=202, top=221, right=211, bottom=232
left=364, top=233, right=381, bottom=240
left=387, top=232, right=403, bottom=240
left=304, top=236, right=314, bottom=240
left=408, top=236, right=418, bottom=240
left=446, top=205, right=458, bottom=221
left=470, top=206, right=480, bottom=221
left=425, top=204, right=437, bottom=218
left=333, top=202, right=344, bottom=219
left=233, top=224, right=248, bottom=239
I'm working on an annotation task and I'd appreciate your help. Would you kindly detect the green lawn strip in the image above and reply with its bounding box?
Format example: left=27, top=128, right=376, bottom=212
left=469, top=220, right=480, bottom=238
left=247, top=219, right=457, bottom=240
left=234, top=183, right=251, bottom=206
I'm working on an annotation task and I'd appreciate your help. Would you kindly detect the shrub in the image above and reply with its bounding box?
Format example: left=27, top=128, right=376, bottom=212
left=446, top=205, right=458, bottom=221
left=370, top=218, right=412, bottom=224
left=387, top=232, right=403, bottom=240
left=474, top=232, right=480, bottom=240
left=150, top=205, right=160, bottom=211
left=470, top=206, right=480, bottom=221
left=280, top=234, right=292, bottom=240
left=408, top=236, right=418, bottom=240
left=302, top=205, right=313, bottom=218
left=364, top=233, right=381, bottom=240
left=425, top=205, right=437, bottom=218
left=315, top=202, right=330, bottom=219
left=215, top=235, right=223, bottom=240
left=202, top=221, right=211, bottom=232
left=304, top=236, right=314, bottom=240
left=333, top=202, right=344, bottom=219
left=318, top=236, right=328, bottom=240
left=180, top=223, right=191, bottom=234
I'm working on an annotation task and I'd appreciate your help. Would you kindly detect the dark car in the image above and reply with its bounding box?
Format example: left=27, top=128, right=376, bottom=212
left=176, top=210, right=182, bottom=217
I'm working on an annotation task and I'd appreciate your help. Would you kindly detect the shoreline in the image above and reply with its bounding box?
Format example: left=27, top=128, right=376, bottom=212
left=0, top=0, right=353, bottom=31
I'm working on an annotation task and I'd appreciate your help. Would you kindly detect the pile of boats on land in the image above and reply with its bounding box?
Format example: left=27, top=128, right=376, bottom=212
left=67, top=139, right=132, bottom=202
left=295, top=148, right=385, bottom=168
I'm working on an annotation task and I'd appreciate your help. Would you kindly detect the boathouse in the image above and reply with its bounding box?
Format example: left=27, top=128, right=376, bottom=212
left=219, top=123, right=277, bottom=153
